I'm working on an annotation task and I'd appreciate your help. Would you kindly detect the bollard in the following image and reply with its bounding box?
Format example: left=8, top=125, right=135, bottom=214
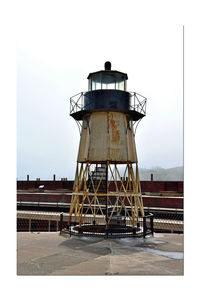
left=27, top=174, right=29, bottom=181
left=56, top=221, right=58, bottom=232
left=150, top=215, right=154, bottom=235
left=60, top=213, right=63, bottom=235
left=78, top=227, right=83, bottom=234
left=133, top=228, right=136, bottom=235
left=143, top=217, right=146, bottom=238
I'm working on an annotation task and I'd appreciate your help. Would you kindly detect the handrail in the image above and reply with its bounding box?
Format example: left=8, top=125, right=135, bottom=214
left=69, top=91, right=147, bottom=116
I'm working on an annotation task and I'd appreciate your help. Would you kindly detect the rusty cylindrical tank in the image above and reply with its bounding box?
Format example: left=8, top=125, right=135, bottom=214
left=77, top=111, right=137, bottom=163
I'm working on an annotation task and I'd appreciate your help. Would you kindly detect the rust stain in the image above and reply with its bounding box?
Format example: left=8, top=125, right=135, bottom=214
left=109, top=113, right=120, bottom=144
left=78, top=120, right=90, bottom=162
left=110, top=148, right=120, bottom=157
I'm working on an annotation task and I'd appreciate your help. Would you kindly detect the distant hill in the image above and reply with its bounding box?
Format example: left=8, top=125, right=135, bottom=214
left=139, top=166, right=183, bottom=181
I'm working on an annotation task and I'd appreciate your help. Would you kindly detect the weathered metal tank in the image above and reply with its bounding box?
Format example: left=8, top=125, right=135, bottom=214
left=77, top=111, right=138, bottom=163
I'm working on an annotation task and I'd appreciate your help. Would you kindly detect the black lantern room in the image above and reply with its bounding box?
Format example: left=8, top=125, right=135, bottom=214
left=70, top=62, right=147, bottom=121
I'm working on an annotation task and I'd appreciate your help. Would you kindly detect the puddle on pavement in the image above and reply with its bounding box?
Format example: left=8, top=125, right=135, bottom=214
left=112, top=235, right=183, bottom=259
left=135, top=247, right=183, bottom=259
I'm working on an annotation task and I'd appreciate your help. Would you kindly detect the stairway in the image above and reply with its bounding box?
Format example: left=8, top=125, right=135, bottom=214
left=87, top=164, right=107, bottom=193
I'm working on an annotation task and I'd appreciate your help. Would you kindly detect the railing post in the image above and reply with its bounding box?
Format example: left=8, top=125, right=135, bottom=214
left=143, top=216, right=146, bottom=238
left=60, top=213, right=63, bottom=235
left=67, top=215, right=72, bottom=237
left=105, top=228, right=108, bottom=239
left=145, top=99, right=147, bottom=115
left=134, top=92, right=136, bottom=108
left=150, top=215, right=154, bottom=235
left=29, top=218, right=31, bottom=232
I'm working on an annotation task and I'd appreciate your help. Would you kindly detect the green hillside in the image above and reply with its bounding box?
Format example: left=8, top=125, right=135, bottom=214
left=139, top=166, right=183, bottom=181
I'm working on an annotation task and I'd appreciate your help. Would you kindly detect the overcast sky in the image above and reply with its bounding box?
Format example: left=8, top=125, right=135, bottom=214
left=17, top=1, right=183, bottom=180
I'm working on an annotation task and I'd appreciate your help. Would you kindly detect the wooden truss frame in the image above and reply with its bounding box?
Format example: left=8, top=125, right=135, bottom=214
left=69, top=162, right=144, bottom=228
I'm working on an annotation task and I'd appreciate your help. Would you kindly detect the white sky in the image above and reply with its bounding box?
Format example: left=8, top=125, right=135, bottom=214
left=1, top=0, right=200, bottom=298
left=16, top=0, right=184, bottom=180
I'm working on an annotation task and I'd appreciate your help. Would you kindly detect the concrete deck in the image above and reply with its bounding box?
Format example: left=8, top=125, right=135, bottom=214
left=17, top=232, right=183, bottom=275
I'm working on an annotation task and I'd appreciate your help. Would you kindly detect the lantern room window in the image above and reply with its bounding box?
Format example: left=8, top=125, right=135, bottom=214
left=88, top=71, right=127, bottom=91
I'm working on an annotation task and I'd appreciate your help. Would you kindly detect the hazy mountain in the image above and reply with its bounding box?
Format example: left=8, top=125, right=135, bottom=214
left=139, top=166, right=183, bottom=181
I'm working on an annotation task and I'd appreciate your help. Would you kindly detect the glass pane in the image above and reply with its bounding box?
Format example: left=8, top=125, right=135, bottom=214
left=92, top=81, right=96, bottom=90
left=88, top=79, right=92, bottom=91
left=118, top=81, right=125, bottom=90
left=96, top=82, right=101, bottom=90
left=107, top=83, right=115, bottom=89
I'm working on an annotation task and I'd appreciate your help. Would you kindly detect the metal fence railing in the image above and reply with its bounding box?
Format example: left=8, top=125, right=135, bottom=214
left=59, top=213, right=153, bottom=238
left=17, top=211, right=183, bottom=235
left=17, top=211, right=60, bottom=232
left=69, top=91, right=147, bottom=116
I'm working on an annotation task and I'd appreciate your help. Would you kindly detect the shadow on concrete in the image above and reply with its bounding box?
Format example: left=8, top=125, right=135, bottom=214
left=59, top=236, right=112, bottom=256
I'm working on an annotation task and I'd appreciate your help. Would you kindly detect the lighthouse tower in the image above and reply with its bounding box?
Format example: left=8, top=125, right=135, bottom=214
left=68, top=62, right=148, bottom=237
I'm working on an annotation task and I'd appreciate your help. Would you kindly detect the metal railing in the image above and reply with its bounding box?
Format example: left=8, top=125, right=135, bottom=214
left=70, top=92, right=85, bottom=115
left=60, top=213, right=153, bottom=238
left=17, top=211, right=183, bottom=234
left=69, top=91, right=147, bottom=116
left=143, top=214, right=154, bottom=238
left=129, top=92, right=147, bottom=115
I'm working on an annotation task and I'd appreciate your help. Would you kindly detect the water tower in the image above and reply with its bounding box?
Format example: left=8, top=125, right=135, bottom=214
left=67, top=62, right=150, bottom=237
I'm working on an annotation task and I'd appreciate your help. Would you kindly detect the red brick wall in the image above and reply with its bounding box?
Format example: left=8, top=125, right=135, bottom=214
left=140, top=181, right=183, bottom=193
left=142, top=197, right=183, bottom=209
left=17, top=180, right=183, bottom=193
left=17, top=193, right=183, bottom=209
left=17, top=180, right=183, bottom=209
left=17, top=193, right=71, bottom=203
left=17, top=180, right=74, bottom=190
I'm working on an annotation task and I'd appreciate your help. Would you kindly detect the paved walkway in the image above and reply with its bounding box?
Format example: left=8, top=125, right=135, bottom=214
left=17, top=232, right=183, bottom=275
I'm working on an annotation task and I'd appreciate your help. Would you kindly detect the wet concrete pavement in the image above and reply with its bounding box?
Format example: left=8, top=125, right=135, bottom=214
left=17, top=232, right=183, bottom=275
